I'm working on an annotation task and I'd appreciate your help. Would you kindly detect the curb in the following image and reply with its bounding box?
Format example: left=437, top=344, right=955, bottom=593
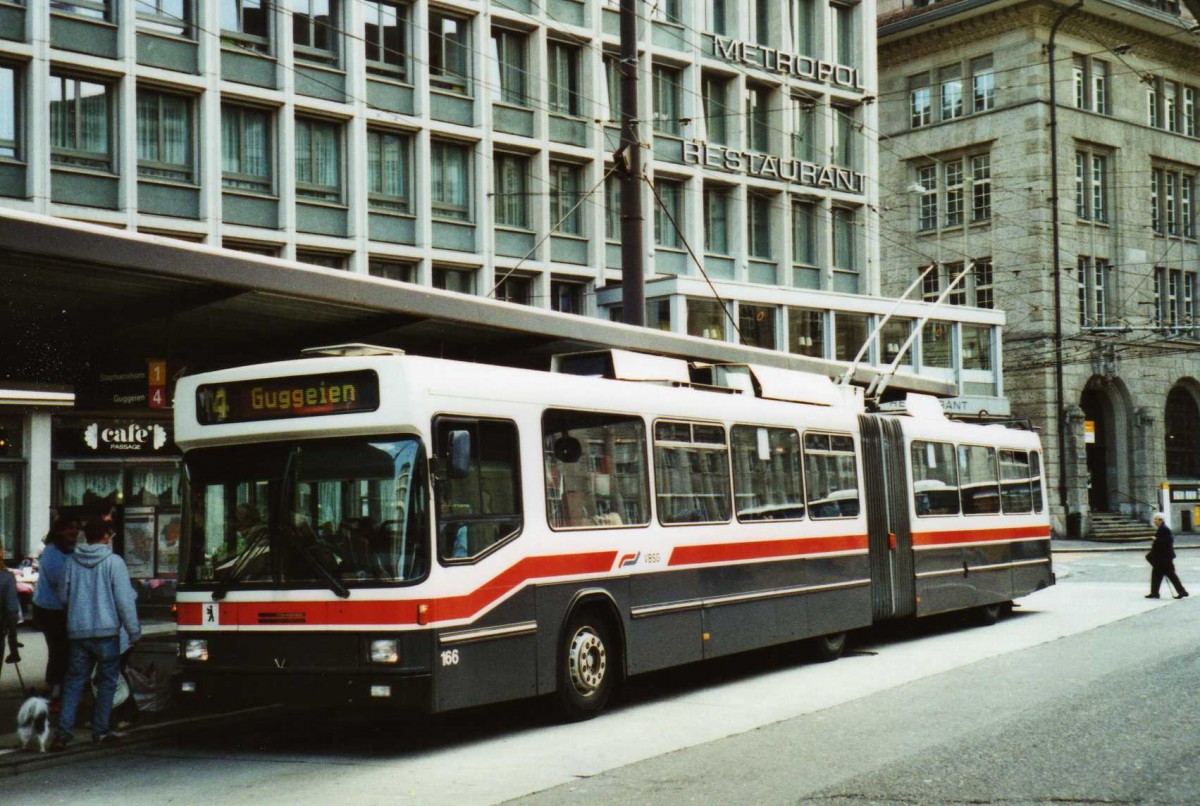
left=0, top=705, right=280, bottom=777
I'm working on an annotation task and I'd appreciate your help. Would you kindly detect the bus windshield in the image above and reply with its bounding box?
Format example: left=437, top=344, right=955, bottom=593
left=180, top=436, right=429, bottom=589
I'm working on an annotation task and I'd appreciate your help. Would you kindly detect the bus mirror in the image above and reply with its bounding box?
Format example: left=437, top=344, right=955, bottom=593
left=448, top=430, right=471, bottom=479
left=553, top=436, right=583, bottom=464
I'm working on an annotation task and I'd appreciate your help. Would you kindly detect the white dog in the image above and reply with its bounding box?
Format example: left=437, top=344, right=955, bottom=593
left=16, top=696, right=50, bottom=753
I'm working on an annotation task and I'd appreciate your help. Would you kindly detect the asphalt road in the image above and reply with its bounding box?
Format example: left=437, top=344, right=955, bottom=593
left=6, top=550, right=1198, bottom=805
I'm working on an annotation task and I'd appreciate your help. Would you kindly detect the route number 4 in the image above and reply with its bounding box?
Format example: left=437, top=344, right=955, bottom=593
left=441, top=649, right=460, bottom=667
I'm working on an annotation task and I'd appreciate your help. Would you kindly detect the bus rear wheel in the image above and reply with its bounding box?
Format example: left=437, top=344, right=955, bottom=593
left=975, top=602, right=1007, bottom=625
left=557, top=610, right=616, bottom=721
left=809, top=631, right=847, bottom=662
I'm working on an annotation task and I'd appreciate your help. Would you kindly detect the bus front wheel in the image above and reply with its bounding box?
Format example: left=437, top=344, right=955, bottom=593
left=557, top=610, right=616, bottom=721
left=810, top=631, right=847, bottom=662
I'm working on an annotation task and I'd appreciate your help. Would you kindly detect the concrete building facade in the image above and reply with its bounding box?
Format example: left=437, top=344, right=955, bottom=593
left=878, top=0, right=1200, bottom=536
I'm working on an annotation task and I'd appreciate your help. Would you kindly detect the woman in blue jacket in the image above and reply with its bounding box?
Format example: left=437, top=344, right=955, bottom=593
left=32, top=519, right=78, bottom=700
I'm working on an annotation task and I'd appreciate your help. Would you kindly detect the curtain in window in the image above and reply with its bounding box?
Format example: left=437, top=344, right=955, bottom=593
left=78, top=82, right=109, bottom=156
left=128, top=466, right=179, bottom=505
left=0, top=469, right=16, bottom=555
left=495, top=157, right=527, bottom=227
left=312, top=123, right=338, bottom=188
left=59, top=467, right=122, bottom=506
left=49, top=79, right=74, bottom=150
left=137, top=94, right=159, bottom=163
left=161, top=94, right=189, bottom=166
left=369, top=132, right=407, bottom=201
left=433, top=144, right=469, bottom=219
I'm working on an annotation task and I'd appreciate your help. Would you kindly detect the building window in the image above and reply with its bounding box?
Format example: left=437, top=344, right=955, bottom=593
left=832, top=2, right=857, bottom=67
left=748, top=191, right=773, bottom=259
left=1147, top=76, right=1197, bottom=134
left=290, top=0, right=338, bottom=63
left=975, top=259, right=994, bottom=309
left=1072, top=55, right=1108, bottom=114
left=688, top=298, right=727, bottom=341
left=792, top=199, right=816, bottom=266
left=708, top=0, right=728, bottom=36
left=429, top=11, right=471, bottom=95
left=1152, top=165, right=1196, bottom=237
left=834, top=312, right=868, bottom=362
left=971, top=54, right=994, bottom=112
left=1156, top=267, right=1197, bottom=333
left=369, top=259, right=414, bottom=282
left=649, top=0, right=682, bottom=23
left=1166, top=387, right=1200, bottom=476
left=138, top=0, right=193, bottom=37
left=549, top=162, right=583, bottom=235
left=790, top=0, right=815, bottom=55
left=221, top=0, right=269, bottom=52
left=944, top=160, right=963, bottom=227
left=746, top=83, right=771, bottom=152
left=971, top=154, right=991, bottom=222
left=922, top=320, right=953, bottom=368
left=53, top=0, right=108, bottom=20
left=832, top=105, right=857, bottom=169
left=296, top=250, right=346, bottom=269
left=654, top=178, right=683, bottom=248
left=548, top=42, right=582, bottom=117
left=492, top=152, right=529, bottom=229
left=788, top=308, right=823, bottom=357
left=791, top=95, right=816, bottom=162
left=1, top=65, right=20, bottom=160
left=367, top=129, right=410, bottom=212
left=364, top=1, right=408, bottom=80
left=1076, top=255, right=1111, bottom=327
left=704, top=185, right=731, bottom=255
left=919, top=264, right=940, bottom=304
left=739, top=304, right=776, bottom=350
left=490, top=28, right=527, bottom=106
left=832, top=207, right=858, bottom=272
left=605, top=174, right=621, bottom=241
left=294, top=117, right=341, bottom=202
left=433, top=266, right=475, bottom=294
left=961, top=325, right=992, bottom=371
left=495, top=274, right=532, bottom=305
left=652, top=65, right=682, bottom=137
left=881, top=319, right=913, bottom=366
left=603, top=54, right=622, bottom=123
left=940, top=63, right=963, bottom=121
left=221, top=103, right=272, bottom=193
left=49, top=75, right=112, bottom=171
left=551, top=279, right=585, bottom=314
left=136, top=89, right=193, bottom=182
left=916, top=153, right=991, bottom=231
left=702, top=74, right=730, bottom=145
left=1074, top=150, right=1108, bottom=222
left=431, top=141, right=472, bottom=222
left=910, top=54, right=995, bottom=128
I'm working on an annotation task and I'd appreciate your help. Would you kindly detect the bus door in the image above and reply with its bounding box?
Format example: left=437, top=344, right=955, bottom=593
left=858, top=416, right=915, bottom=621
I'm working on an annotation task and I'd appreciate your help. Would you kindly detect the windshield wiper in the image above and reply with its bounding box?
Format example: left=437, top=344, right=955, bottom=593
left=287, top=524, right=351, bottom=599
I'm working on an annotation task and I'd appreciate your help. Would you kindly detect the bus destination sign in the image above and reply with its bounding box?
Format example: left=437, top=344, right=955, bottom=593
left=196, top=370, right=380, bottom=425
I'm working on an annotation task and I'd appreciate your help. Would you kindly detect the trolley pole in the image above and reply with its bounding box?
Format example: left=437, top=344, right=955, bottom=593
left=618, top=0, right=645, bottom=326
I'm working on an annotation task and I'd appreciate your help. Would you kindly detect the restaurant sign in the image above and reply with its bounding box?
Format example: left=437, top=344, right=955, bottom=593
left=683, top=141, right=866, bottom=194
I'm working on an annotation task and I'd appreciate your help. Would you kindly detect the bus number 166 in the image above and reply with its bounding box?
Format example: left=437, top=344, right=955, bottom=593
left=441, top=650, right=460, bottom=667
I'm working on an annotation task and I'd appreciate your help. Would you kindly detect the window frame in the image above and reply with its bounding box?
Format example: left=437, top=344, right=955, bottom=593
left=366, top=127, right=412, bottom=213
left=290, top=0, right=340, bottom=65
left=49, top=73, right=113, bottom=172
left=543, top=409, right=650, bottom=531
left=653, top=419, right=733, bottom=526
left=293, top=115, right=343, bottom=203
left=0, top=63, right=22, bottom=162
left=430, top=139, right=473, bottom=222
left=221, top=102, right=274, bottom=194
left=429, top=10, right=472, bottom=96
left=136, top=87, right=195, bottom=183
left=364, top=0, right=409, bottom=81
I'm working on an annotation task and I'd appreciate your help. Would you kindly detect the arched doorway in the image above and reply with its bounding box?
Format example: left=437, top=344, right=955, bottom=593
left=1080, top=378, right=1129, bottom=512
left=1165, top=385, right=1200, bottom=479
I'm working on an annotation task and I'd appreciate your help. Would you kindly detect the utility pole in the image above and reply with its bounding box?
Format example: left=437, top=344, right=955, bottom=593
left=618, top=0, right=644, bottom=326
left=1049, top=1, right=1083, bottom=533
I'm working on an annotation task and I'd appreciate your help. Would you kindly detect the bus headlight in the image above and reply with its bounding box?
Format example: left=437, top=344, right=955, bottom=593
left=183, top=638, right=209, bottom=662
left=370, top=639, right=399, bottom=664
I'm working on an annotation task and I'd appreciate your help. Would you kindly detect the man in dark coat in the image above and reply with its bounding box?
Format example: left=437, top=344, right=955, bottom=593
left=1147, top=513, right=1189, bottom=599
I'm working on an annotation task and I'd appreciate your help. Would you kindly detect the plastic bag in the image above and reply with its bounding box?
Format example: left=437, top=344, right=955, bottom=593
left=126, top=662, right=172, bottom=713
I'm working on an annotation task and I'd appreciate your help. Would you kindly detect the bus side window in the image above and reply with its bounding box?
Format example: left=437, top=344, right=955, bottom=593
left=542, top=409, right=649, bottom=529
left=910, top=440, right=960, bottom=516
left=731, top=425, right=805, bottom=521
left=804, top=432, right=860, bottom=519
left=1000, top=450, right=1033, bottom=514
left=1030, top=451, right=1044, bottom=513
left=958, top=444, right=1000, bottom=515
left=654, top=421, right=732, bottom=524
left=433, top=417, right=522, bottom=562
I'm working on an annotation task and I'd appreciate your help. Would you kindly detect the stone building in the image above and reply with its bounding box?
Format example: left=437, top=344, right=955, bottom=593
left=878, top=0, right=1200, bottom=535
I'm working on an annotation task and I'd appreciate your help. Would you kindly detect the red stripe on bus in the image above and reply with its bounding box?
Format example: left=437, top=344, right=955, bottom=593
left=667, top=534, right=868, bottom=567
left=177, top=550, right=617, bottom=627
left=911, top=525, right=1051, bottom=547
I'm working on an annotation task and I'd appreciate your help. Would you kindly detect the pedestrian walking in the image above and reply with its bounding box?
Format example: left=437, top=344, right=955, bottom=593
left=49, top=518, right=141, bottom=750
left=0, top=544, right=22, bottom=667
left=32, top=518, right=78, bottom=701
left=1146, top=512, right=1189, bottom=600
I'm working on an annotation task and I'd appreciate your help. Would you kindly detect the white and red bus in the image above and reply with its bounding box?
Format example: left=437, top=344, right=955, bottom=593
left=173, top=346, right=1053, bottom=719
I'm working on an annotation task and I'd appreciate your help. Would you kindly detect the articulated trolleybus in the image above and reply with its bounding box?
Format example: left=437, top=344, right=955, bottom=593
left=173, top=346, right=1053, bottom=719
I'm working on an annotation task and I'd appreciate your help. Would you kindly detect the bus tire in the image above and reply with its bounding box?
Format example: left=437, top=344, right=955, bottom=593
left=557, top=609, right=616, bottom=721
left=810, top=631, right=847, bottom=662
left=976, top=602, right=1006, bottom=625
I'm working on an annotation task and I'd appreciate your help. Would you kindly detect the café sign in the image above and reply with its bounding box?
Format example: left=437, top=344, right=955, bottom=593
left=683, top=140, right=865, bottom=194
left=712, top=36, right=866, bottom=92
